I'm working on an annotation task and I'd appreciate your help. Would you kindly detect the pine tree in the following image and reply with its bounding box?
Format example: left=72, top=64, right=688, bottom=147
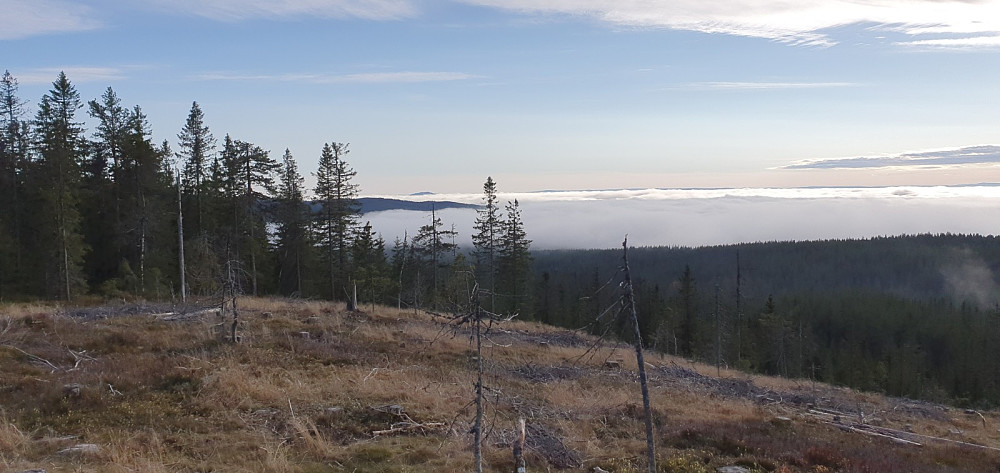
left=497, top=199, right=532, bottom=315
left=0, top=70, right=29, bottom=298
left=313, top=142, right=360, bottom=300
left=472, top=176, right=502, bottom=311
left=29, top=72, right=88, bottom=299
left=177, top=101, right=215, bottom=236
left=274, top=148, right=311, bottom=296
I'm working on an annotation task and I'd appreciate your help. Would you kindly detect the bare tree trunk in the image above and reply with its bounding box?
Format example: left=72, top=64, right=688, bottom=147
left=347, top=280, right=357, bottom=311
left=296, top=251, right=302, bottom=296
left=715, top=284, right=721, bottom=377
left=736, top=250, right=742, bottom=363
left=250, top=245, right=258, bottom=296
left=474, top=304, right=484, bottom=473
left=139, top=193, right=147, bottom=294
left=622, top=238, right=656, bottom=473
left=177, top=172, right=186, bottom=303
left=513, top=418, right=526, bottom=473
left=62, top=225, right=70, bottom=301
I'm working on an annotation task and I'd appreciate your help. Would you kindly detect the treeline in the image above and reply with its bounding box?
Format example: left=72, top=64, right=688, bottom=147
left=531, top=235, right=1000, bottom=406
left=0, top=71, right=532, bottom=312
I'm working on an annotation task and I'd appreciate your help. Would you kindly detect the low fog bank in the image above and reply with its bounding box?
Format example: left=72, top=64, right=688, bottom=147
left=362, top=187, right=1000, bottom=250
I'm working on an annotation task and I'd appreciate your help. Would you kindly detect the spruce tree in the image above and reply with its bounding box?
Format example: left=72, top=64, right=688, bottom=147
left=30, top=72, right=88, bottom=299
left=83, top=87, right=131, bottom=287
left=472, top=176, right=502, bottom=311
left=216, top=136, right=276, bottom=296
left=0, top=70, right=29, bottom=298
left=177, top=101, right=215, bottom=236
left=118, top=105, right=173, bottom=295
left=412, top=207, right=457, bottom=310
left=352, top=221, right=390, bottom=307
left=313, top=142, right=360, bottom=300
left=274, top=148, right=311, bottom=296
left=497, top=199, right=532, bottom=315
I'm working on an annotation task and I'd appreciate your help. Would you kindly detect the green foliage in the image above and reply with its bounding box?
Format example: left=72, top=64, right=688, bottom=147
left=313, top=142, right=360, bottom=300
left=497, top=198, right=532, bottom=315
left=472, top=176, right=502, bottom=311
left=531, top=237, right=1000, bottom=406
left=28, top=71, right=89, bottom=300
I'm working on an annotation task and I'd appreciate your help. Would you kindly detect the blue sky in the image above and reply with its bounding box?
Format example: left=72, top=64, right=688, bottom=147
left=4, top=0, right=1000, bottom=195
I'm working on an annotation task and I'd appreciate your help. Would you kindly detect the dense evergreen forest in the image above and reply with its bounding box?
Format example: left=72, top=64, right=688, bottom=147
left=0, top=71, right=532, bottom=314
left=532, top=235, right=1000, bottom=407
left=4, top=71, right=1000, bottom=407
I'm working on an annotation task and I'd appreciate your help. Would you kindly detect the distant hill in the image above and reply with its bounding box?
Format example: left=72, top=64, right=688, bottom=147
left=357, top=197, right=477, bottom=213
left=303, top=197, right=477, bottom=214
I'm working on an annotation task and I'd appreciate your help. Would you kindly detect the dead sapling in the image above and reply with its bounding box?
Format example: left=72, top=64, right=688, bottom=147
left=448, top=284, right=511, bottom=473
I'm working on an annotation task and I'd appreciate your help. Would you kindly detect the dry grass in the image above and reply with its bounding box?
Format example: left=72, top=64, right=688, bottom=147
left=1, top=298, right=999, bottom=472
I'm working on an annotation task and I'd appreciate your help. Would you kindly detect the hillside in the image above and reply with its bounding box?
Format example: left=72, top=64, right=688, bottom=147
left=2, top=299, right=1000, bottom=472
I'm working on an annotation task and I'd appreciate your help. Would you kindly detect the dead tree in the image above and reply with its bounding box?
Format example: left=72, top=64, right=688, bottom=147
left=219, top=259, right=245, bottom=343
left=449, top=284, right=510, bottom=473
left=513, top=418, right=526, bottom=473
left=620, top=237, right=656, bottom=473
left=177, top=171, right=186, bottom=303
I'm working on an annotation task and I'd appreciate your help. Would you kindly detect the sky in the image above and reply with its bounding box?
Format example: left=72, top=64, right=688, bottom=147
left=5, top=0, right=1000, bottom=194
left=4, top=0, right=1000, bottom=248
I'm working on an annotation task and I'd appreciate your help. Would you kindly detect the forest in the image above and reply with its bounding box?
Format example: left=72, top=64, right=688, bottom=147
left=4, top=70, right=1000, bottom=407
left=0, top=70, right=532, bottom=315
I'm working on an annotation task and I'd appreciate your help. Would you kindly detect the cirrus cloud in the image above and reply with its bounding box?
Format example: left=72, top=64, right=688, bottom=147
left=783, top=145, right=1000, bottom=170
left=153, top=0, right=417, bottom=21
left=0, top=0, right=100, bottom=40
left=459, top=0, right=1000, bottom=47
left=194, top=71, right=481, bottom=83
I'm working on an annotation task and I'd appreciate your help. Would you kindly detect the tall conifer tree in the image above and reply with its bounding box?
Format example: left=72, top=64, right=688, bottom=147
left=30, top=72, right=88, bottom=299
left=0, top=70, right=29, bottom=298
left=313, top=142, right=360, bottom=300
left=274, top=149, right=311, bottom=296
left=472, top=176, right=502, bottom=311
left=177, top=101, right=215, bottom=236
left=498, top=199, right=532, bottom=314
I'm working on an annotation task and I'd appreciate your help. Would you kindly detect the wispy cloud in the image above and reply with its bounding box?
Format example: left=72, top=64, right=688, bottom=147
left=783, top=145, right=1000, bottom=170
left=155, top=0, right=417, bottom=21
left=0, top=0, right=100, bottom=39
left=898, top=35, right=1000, bottom=49
left=15, top=67, right=127, bottom=85
left=673, top=81, right=858, bottom=90
left=460, top=0, right=1000, bottom=48
left=195, top=71, right=481, bottom=83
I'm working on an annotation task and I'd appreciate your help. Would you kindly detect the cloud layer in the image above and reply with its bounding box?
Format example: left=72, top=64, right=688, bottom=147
left=784, top=145, right=1000, bottom=170
left=364, top=185, right=1000, bottom=249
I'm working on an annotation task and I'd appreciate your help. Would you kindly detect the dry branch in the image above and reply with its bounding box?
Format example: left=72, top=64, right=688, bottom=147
left=3, top=344, right=59, bottom=372
left=372, top=422, right=446, bottom=436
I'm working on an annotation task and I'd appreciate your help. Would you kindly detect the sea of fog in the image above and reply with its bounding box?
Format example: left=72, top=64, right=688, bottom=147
left=362, top=185, right=1000, bottom=250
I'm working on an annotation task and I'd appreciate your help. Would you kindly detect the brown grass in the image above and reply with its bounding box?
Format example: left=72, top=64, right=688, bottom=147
left=1, top=298, right=999, bottom=472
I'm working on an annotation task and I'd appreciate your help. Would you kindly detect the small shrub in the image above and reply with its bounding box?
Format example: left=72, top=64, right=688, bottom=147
left=804, top=446, right=846, bottom=469
left=660, top=452, right=714, bottom=473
